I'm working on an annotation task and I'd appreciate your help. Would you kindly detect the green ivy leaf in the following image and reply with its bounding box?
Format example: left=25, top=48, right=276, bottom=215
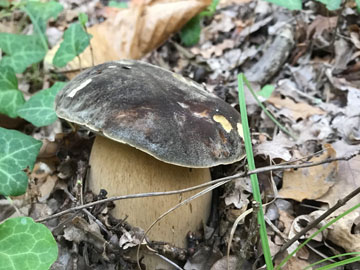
left=315, top=0, right=342, bottom=10
left=0, top=0, right=10, bottom=8
left=0, top=90, right=25, bottom=118
left=0, top=217, right=58, bottom=270
left=0, top=33, right=46, bottom=73
left=180, top=16, right=202, bottom=47
left=0, top=128, right=42, bottom=196
left=0, top=66, right=25, bottom=118
left=17, top=82, right=66, bottom=127
left=356, top=0, right=360, bottom=13
left=264, top=0, right=302, bottom=10
left=0, top=66, right=17, bottom=90
left=22, top=0, right=63, bottom=49
left=53, top=23, right=92, bottom=68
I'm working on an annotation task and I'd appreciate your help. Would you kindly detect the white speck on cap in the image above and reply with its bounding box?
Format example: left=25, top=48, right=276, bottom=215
left=67, top=78, right=92, bottom=98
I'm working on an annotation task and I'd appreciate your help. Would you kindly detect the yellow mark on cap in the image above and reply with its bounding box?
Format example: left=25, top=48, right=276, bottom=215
left=213, top=115, right=232, bottom=133
left=237, top=123, right=244, bottom=139
left=68, top=78, right=92, bottom=98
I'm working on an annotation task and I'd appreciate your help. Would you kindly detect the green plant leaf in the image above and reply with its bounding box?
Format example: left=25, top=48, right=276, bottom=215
left=78, top=12, right=88, bottom=27
left=0, top=217, right=58, bottom=270
left=199, top=0, right=219, bottom=17
left=0, top=33, right=46, bottom=73
left=238, top=74, right=273, bottom=269
left=53, top=23, right=92, bottom=68
left=0, top=90, right=25, bottom=118
left=257, top=84, right=275, bottom=99
left=17, top=82, right=66, bottom=127
left=356, top=0, right=360, bottom=13
left=22, top=0, right=63, bottom=49
left=0, top=128, right=42, bottom=196
left=264, top=0, right=302, bottom=10
left=180, top=16, right=202, bottom=47
left=315, top=0, right=342, bottom=10
left=0, top=0, right=10, bottom=8
left=0, top=66, right=17, bottom=90
left=0, top=66, right=25, bottom=118
left=108, top=0, right=128, bottom=8
left=179, top=0, right=219, bottom=46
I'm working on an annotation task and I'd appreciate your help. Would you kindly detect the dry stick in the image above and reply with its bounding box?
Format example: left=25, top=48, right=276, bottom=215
left=35, top=150, right=359, bottom=223
left=273, top=186, right=360, bottom=261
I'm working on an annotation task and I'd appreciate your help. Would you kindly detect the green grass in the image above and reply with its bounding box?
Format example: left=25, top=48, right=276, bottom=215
left=237, top=73, right=273, bottom=269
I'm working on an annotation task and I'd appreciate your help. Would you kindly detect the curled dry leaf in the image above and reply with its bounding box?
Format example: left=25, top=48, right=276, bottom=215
left=326, top=211, right=360, bottom=253
left=119, top=227, right=146, bottom=250
left=46, top=0, right=210, bottom=75
left=224, top=178, right=251, bottom=209
left=279, top=144, right=338, bottom=201
left=255, top=132, right=294, bottom=161
left=289, top=215, right=323, bottom=243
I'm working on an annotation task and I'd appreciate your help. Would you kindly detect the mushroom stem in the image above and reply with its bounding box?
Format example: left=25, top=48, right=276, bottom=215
left=89, top=135, right=212, bottom=263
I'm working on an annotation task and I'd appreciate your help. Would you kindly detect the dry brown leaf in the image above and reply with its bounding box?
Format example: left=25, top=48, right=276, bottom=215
left=319, top=141, right=360, bottom=208
left=307, top=16, right=337, bottom=40
left=255, top=132, right=295, bottom=161
left=46, top=0, right=210, bottom=76
left=219, top=0, right=252, bottom=7
left=268, top=94, right=325, bottom=122
left=191, top=39, right=235, bottom=58
left=279, top=144, right=338, bottom=201
left=281, top=255, right=310, bottom=270
left=279, top=210, right=294, bottom=236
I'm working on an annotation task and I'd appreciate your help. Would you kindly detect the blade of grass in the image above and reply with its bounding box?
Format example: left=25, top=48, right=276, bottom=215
left=242, top=76, right=297, bottom=140
left=315, top=256, right=360, bottom=270
left=304, top=252, right=360, bottom=270
left=276, top=202, right=360, bottom=269
left=238, top=73, right=273, bottom=269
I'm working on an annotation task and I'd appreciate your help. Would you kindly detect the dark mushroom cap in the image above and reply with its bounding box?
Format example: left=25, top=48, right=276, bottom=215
left=55, top=60, right=244, bottom=168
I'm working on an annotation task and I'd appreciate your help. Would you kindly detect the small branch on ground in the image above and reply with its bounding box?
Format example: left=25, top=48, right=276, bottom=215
left=273, top=186, right=360, bottom=260
left=36, top=150, right=360, bottom=223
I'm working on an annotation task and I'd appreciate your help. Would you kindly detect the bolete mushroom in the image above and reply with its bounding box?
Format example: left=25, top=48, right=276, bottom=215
left=55, top=60, right=244, bottom=267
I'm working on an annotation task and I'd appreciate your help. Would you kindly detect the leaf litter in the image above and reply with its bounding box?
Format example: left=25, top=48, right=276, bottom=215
left=2, top=0, right=360, bottom=269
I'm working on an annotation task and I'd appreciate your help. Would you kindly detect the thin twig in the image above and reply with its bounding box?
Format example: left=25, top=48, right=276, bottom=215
left=63, top=187, right=112, bottom=237
left=36, top=151, right=359, bottom=223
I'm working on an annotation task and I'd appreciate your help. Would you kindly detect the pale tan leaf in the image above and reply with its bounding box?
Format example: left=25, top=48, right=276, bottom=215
left=279, top=144, right=338, bottom=201
left=268, top=94, right=325, bottom=122
left=45, top=0, right=210, bottom=77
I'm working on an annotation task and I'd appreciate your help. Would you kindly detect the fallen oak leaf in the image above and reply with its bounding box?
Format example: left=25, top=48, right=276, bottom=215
left=279, top=144, right=338, bottom=201
left=268, top=94, right=325, bottom=122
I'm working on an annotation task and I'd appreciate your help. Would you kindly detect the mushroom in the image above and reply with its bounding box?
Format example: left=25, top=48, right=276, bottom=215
left=55, top=60, right=244, bottom=268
